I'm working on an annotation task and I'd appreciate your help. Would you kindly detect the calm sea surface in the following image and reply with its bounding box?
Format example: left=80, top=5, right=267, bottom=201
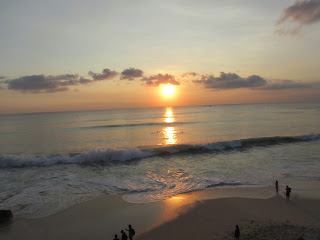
left=0, top=103, right=320, bottom=218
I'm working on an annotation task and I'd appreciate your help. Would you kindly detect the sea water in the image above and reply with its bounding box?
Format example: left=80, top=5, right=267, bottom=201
left=0, top=103, right=320, bottom=219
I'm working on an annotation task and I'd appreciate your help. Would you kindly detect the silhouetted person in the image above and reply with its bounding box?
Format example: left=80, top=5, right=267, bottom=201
left=126, top=224, right=135, bottom=240
left=275, top=180, right=279, bottom=193
left=234, top=225, right=240, bottom=239
left=121, top=230, right=128, bottom=240
left=286, top=185, right=291, bottom=200
left=113, top=234, right=119, bottom=240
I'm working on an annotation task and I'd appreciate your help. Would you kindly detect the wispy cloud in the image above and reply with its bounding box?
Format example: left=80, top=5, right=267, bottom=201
left=260, top=80, right=310, bottom=90
left=181, top=72, right=199, bottom=78
left=88, top=68, right=118, bottom=81
left=142, top=73, right=180, bottom=87
left=276, top=0, right=320, bottom=34
left=193, top=72, right=266, bottom=89
left=121, top=68, right=144, bottom=80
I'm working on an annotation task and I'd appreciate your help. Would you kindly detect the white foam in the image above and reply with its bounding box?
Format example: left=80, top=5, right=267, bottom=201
left=0, top=134, right=319, bottom=168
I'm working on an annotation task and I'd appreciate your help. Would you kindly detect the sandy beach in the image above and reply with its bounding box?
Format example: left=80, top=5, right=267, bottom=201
left=1, top=187, right=320, bottom=240
left=137, top=194, right=320, bottom=240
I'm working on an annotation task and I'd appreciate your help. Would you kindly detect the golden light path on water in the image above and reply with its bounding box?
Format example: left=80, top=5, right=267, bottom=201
left=163, top=107, right=177, bottom=145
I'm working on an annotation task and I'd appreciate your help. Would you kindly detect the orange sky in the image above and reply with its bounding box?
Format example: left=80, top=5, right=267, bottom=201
left=1, top=1, right=320, bottom=114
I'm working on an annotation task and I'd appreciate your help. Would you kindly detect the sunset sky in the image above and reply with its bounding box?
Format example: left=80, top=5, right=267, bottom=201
left=1, top=0, right=320, bottom=114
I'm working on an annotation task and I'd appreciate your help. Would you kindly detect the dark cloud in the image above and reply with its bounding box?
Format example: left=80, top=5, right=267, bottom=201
left=278, top=0, right=320, bottom=25
left=121, top=68, right=144, bottom=80
left=79, top=77, right=93, bottom=85
left=142, top=74, right=180, bottom=87
left=193, top=72, right=267, bottom=89
left=260, top=80, right=310, bottom=90
left=88, top=68, right=118, bottom=81
left=181, top=72, right=198, bottom=78
left=5, top=74, right=83, bottom=93
left=277, top=0, right=320, bottom=34
left=42, top=87, right=70, bottom=93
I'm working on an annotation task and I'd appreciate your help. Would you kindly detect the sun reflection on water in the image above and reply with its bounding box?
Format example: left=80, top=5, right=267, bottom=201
left=164, top=108, right=174, bottom=123
left=163, top=108, right=177, bottom=145
left=164, top=127, right=176, bottom=144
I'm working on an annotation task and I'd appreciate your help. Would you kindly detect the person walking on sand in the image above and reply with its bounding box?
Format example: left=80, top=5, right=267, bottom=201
left=121, top=230, right=128, bottom=240
left=275, top=180, right=279, bottom=193
left=234, top=225, right=240, bottom=239
left=126, top=224, right=135, bottom=240
left=286, top=185, right=292, bottom=200
left=113, top=234, right=119, bottom=240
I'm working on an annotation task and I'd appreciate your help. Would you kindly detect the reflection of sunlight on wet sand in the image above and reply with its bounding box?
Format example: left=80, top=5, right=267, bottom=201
left=156, top=194, right=200, bottom=225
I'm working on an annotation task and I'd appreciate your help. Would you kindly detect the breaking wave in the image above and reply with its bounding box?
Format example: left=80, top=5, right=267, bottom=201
left=0, top=134, right=319, bottom=168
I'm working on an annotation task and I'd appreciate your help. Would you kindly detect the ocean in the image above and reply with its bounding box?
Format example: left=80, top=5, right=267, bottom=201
left=0, top=102, right=320, bottom=219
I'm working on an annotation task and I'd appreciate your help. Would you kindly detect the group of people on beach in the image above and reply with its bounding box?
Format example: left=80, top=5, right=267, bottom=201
left=112, top=182, right=291, bottom=240
left=233, top=181, right=292, bottom=239
left=275, top=180, right=292, bottom=199
left=113, top=224, right=135, bottom=240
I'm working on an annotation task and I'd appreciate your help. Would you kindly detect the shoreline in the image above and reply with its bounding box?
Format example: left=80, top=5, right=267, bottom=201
left=137, top=194, right=320, bottom=240
left=1, top=187, right=320, bottom=239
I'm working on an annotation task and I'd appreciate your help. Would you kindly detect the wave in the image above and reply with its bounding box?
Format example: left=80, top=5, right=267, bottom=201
left=0, top=121, right=197, bottom=136
left=0, top=134, right=319, bottom=168
left=86, top=121, right=195, bottom=129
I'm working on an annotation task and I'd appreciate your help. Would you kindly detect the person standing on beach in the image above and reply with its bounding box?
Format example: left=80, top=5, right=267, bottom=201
left=234, top=225, right=240, bottom=239
left=286, top=185, right=292, bottom=200
left=113, top=234, right=119, bottom=240
left=126, top=224, right=135, bottom=240
left=121, top=230, right=128, bottom=240
left=275, top=180, right=279, bottom=193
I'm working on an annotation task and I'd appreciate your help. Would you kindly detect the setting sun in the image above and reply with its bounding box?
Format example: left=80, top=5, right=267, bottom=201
left=162, top=84, right=175, bottom=97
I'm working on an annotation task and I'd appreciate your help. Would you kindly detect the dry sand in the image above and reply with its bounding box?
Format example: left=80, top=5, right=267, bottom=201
left=1, top=188, right=320, bottom=240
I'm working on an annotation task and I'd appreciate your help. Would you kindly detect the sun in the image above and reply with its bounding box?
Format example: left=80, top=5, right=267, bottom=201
left=162, top=84, right=175, bottom=97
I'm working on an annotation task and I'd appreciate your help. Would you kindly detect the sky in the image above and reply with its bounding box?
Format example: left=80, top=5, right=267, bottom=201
left=1, top=0, right=320, bottom=114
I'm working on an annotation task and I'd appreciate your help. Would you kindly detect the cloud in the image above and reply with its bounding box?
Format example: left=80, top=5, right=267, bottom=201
left=5, top=74, right=83, bottom=93
left=181, top=72, right=199, bottom=78
left=0, top=76, right=6, bottom=80
left=88, top=68, right=118, bottom=81
left=260, top=80, right=311, bottom=90
left=142, top=73, right=180, bottom=87
left=121, top=68, right=144, bottom=80
left=193, top=72, right=267, bottom=89
left=79, top=77, right=93, bottom=85
left=45, top=87, right=70, bottom=93
left=277, top=0, right=320, bottom=34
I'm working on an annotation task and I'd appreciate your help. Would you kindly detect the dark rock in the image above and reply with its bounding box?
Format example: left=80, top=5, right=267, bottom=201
left=0, top=210, right=13, bottom=223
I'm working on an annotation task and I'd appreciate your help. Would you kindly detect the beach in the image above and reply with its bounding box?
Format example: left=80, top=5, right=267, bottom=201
left=1, top=104, right=320, bottom=239
left=2, top=0, right=320, bottom=237
left=1, top=187, right=320, bottom=240
left=137, top=194, right=320, bottom=240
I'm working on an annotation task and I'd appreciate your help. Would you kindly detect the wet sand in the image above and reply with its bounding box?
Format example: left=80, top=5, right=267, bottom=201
left=1, top=187, right=320, bottom=240
left=137, top=195, right=320, bottom=240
